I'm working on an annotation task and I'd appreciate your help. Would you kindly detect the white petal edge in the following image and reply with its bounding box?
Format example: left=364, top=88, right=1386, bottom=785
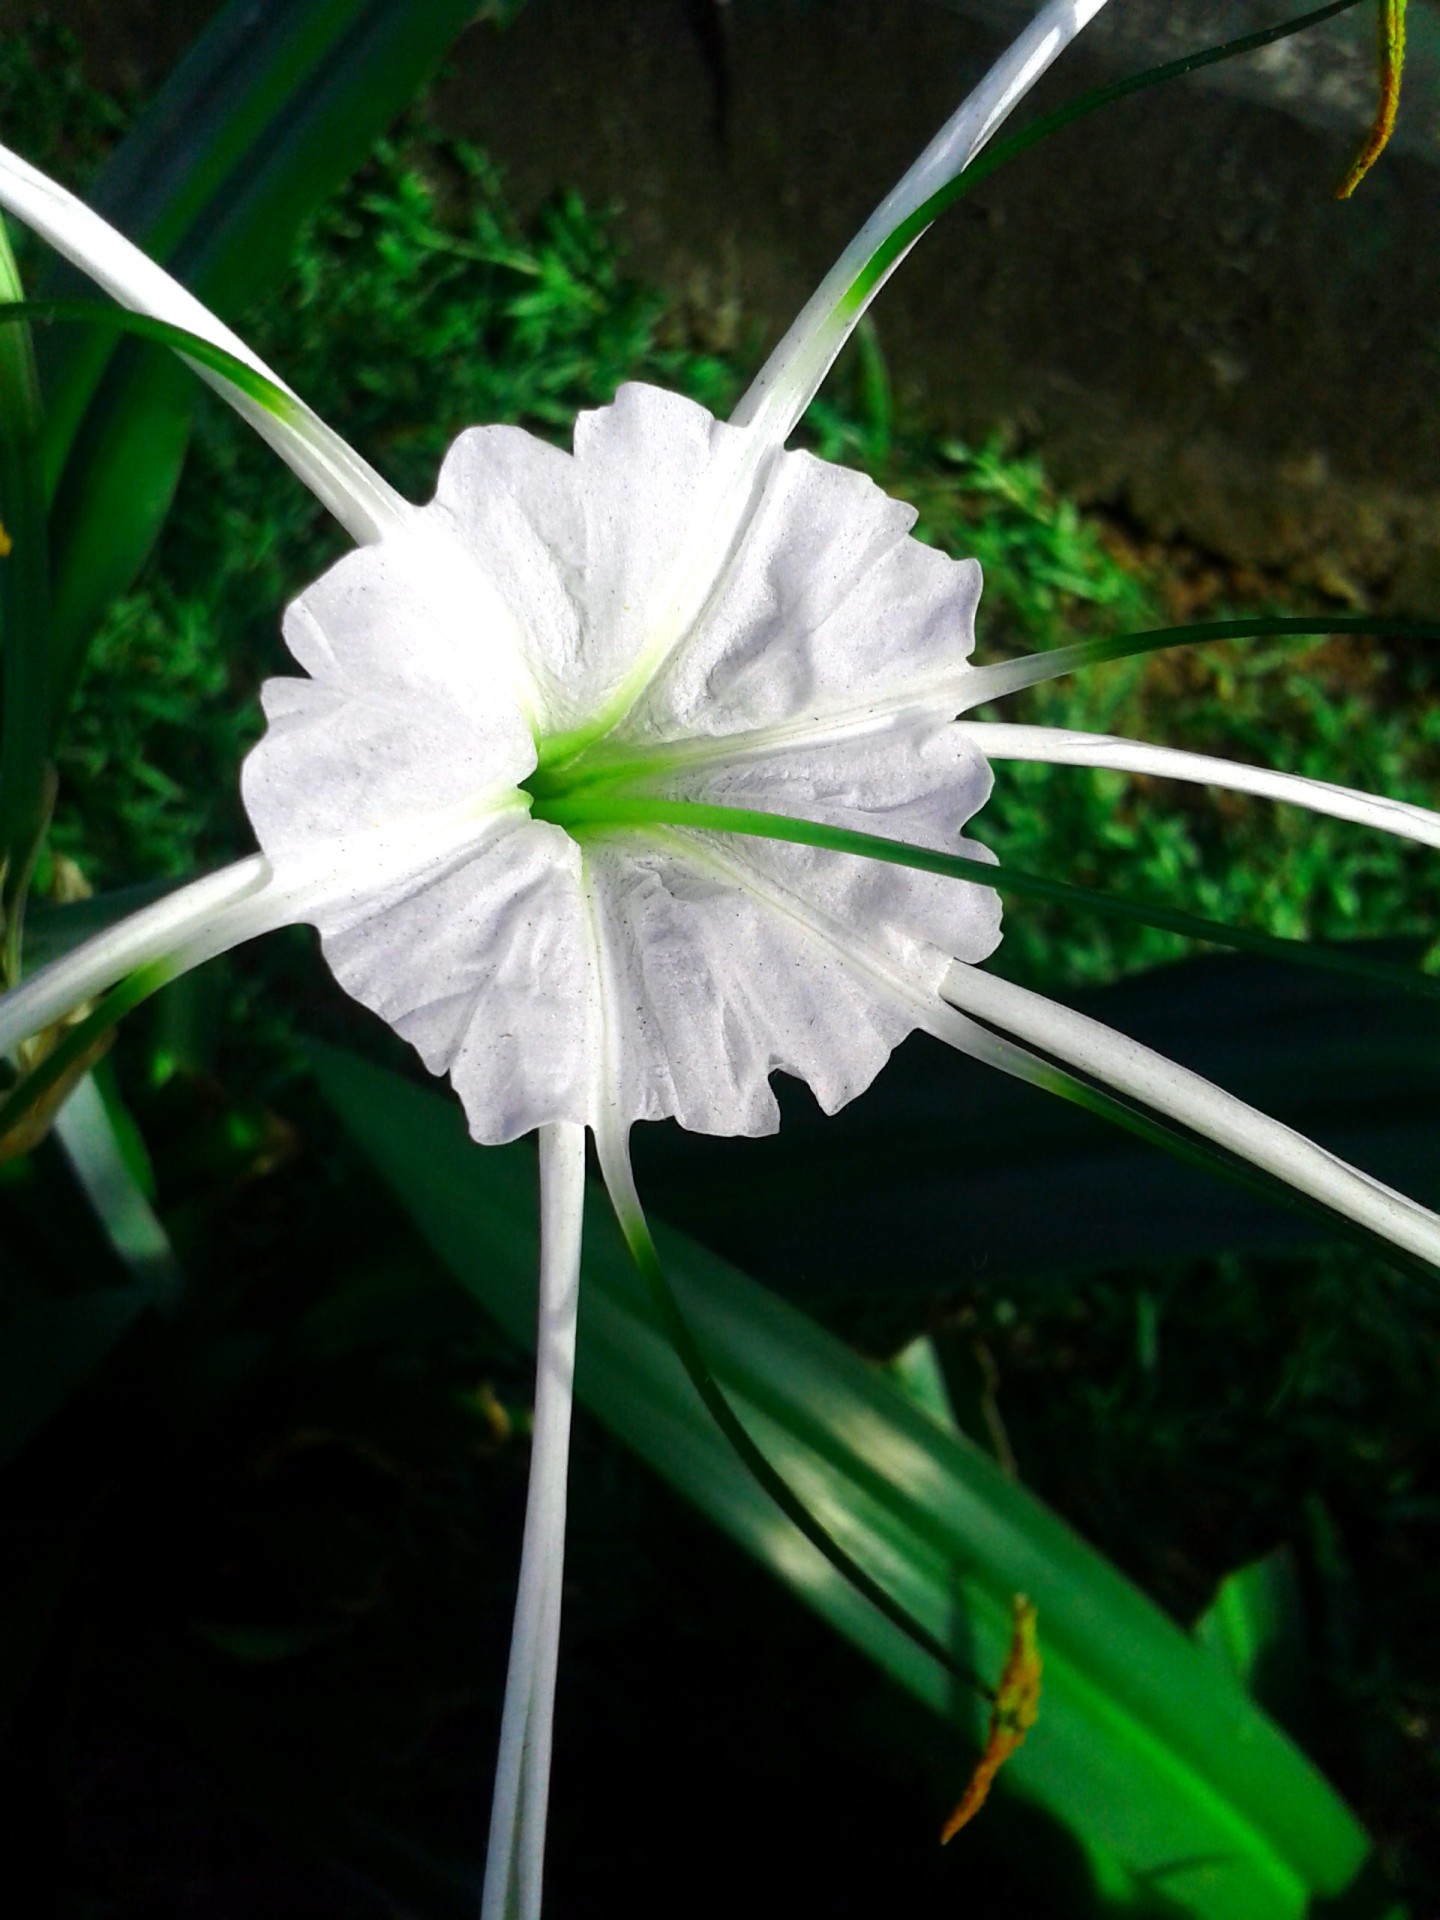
left=958, top=721, right=1440, bottom=850
left=481, top=1121, right=584, bottom=1920
left=0, top=798, right=529, bottom=1059
left=731, top=0, right=1114, bottom=449
left=941, top=960, right=1440, bottom=1269
left=0, top=140, right=412, bottom=547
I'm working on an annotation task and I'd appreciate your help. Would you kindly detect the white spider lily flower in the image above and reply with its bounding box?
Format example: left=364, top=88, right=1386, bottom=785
left=2, top=3, right=1440, bottom=1915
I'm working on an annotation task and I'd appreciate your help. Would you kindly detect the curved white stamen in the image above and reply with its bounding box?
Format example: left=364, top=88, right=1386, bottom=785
left=664, top=826, right=1440, bottom=1268
left=940, top=960, right=1440, bottom=1267
left=0, top=856, right=271, bottom=1054
left=481, top=1120, right=585, bottom=1920
left=0, top=141, right=412, bottom=546
left=732, top=0, right=1113, bottom=448
left=959, top=721, right=1440, bottom=850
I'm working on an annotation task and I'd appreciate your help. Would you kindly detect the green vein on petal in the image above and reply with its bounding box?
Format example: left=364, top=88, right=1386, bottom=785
left=532, top=792, right=1440, bottom=1003
left=0, top=298, right=298, bottom=421
left=844, top=0, right=1370, bottom=313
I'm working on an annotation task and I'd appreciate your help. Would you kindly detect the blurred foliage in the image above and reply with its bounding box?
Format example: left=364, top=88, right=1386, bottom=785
left=1, top=12, right=1438, bottom=1918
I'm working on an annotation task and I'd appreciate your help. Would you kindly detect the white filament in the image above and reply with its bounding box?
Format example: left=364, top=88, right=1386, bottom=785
left=961, top=722, right=1440, bottom=850
left=0, top=140, right=412, bottom=545
left=732, top=0, right=1114, bottom=449
left=940, top=960, right=1440, bottom=1268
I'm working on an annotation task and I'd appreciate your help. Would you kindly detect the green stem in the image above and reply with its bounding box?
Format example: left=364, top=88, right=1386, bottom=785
left=607, top=1169, right=995, bottom=1701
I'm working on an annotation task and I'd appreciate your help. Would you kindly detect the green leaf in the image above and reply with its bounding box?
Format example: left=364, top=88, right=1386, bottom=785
left=51, top=1070, right=184, bottom=1306
left=1195, top=1548, right=1309, bottom=1732
left=316, top=1043, right=1385, bottom=1920
left=42, top=0, right=481, bottom=692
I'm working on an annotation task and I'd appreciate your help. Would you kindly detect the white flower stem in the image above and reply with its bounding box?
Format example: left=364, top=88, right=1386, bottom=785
left=958, top=721, right=1440, bottom=850
left=0, top=141, right=412, bottom=545
left=482, top=1121, right=585, bottom=1920
left=939, top=960, right=1440, bottom=1269
left=732, top=0, right=1113, bottom=447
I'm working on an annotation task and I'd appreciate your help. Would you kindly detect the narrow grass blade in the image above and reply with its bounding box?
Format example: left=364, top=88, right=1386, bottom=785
left=52, top=1069, right=183, bottom=1307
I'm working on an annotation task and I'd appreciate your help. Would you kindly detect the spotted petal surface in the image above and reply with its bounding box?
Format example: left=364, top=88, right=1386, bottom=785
left=242, top=383, right=1000, bottom=1143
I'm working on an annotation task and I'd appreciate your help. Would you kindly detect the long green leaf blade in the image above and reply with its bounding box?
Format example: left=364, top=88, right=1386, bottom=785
left=317, top=1044, right=1384, bottom=1920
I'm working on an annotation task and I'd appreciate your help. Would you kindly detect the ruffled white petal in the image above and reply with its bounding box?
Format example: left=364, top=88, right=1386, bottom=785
left=630, top=448, right=981, bottom=742
left=274, top=531, right=547, bottom=741
left=432, top=425, right=589, bottom=724
left=433, top=385, right=982, bottom=760
left=311, top=817, right=595, bottom=1145
left=435, top=387, right=768, bottom=736
left=242, top=673, right=532, bottom=862
left=660, top=716, right=1001, bottom=969
left=962, top=722, right=1440, bottom=849
left=0, top=140, right=411, bottom=546
left=581, top=836, right=916, bottom=1135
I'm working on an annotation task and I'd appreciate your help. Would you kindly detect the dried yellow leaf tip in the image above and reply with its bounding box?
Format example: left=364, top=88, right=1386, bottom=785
left=1336, top=0, right=1406, bottom=199
left=940, top=1595, right=1042, bottom=1843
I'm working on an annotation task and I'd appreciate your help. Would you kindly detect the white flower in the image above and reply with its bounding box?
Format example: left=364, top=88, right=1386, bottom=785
left=1, top=4, right=1438, bottom=1916
left=244, top=382, right=1000, bottom=1144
